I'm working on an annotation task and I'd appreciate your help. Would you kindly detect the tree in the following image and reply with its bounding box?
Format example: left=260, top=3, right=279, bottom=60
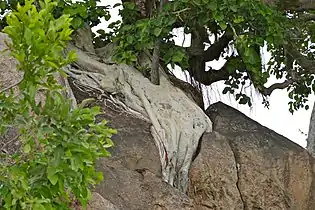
left=1, top=0, right=315, bottom=200
left=116, top=0, right=315, bottom=111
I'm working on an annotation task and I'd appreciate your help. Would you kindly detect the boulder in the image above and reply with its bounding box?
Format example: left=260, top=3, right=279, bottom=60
left=71, top=88, right=195, bottom=209
left=188, top=102, right=315, bottom=209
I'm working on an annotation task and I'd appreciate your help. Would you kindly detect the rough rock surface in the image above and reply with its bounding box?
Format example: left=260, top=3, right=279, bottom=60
left=189, top=102, right=315, bottom=209
left=77, top=90, right=315, bottom=209
left=188, top=131, right=244, bottom=209
left=72, top=89, right=195, bottom=210
left=87, top=192, right=119, bottom=210
left=0, top=33, right=23, bottom=154
left=0, top=33, right=21, bottom=91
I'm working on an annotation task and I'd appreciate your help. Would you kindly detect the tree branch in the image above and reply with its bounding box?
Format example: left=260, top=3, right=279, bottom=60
left=300, top=13, right=315, bottom=21
left=288, top=47, right=315, bottom=73
left=203, top=32, right=233, bottom=62
left=263, top=0, right=315, bottom=11
left=151, top=0, right=166, bottom=85
left=187, top=59, right=235, bottom=85
left=258, top=49, right=296, bottom=96
left=261, top=79, right=293, bottom=96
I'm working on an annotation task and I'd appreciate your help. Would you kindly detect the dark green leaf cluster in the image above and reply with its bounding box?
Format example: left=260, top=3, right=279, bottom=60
left=112, top=2, right=188, bottom=67
left=0, top=0, right=116, bottom=209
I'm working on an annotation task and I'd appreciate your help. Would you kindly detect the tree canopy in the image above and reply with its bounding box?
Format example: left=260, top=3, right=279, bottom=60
left=2, top=0, right=315, bottom=112
left=113, top=0, right=315, bottom=113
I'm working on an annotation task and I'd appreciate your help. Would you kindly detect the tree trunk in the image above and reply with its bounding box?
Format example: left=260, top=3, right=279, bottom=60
left=62, top=24, right=212, bottom=193
left=307, top=102, right=315, bottom=157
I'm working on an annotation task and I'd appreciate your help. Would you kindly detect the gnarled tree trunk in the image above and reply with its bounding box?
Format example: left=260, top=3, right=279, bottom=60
left=64, top=25, right=212, bottom=193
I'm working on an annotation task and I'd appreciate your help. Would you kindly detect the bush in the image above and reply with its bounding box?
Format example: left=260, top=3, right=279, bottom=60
left=0, top=0, right=116, bottom=209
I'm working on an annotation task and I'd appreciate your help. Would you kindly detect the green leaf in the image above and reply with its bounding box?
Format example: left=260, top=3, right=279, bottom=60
left=24, top=27, right=33, bottom=45
left=233, top=16, right=244, bottom=23
left=53, top=146, right=64, bottom=167
left=48, top=174, right=58, bottom=185
left=153, top=27, right=163, bottom=37
left=208, top=1, right=217, bottom=10
left=213, top=12, right=224, bottom=22
left=124, top=2, right=135, bottom=10
left=71, top=17, right=83, bottom=29
left=244, top=47, right=261, bottom=65
left=127, top=35, right=134, bottom=44
left=94, top=171, right=104, bottom=181
left=67, top=50, right=77, bottom=62
left=23, top=144, right=31, bottom=154
left=33, top=203, right=46, bottom=210
left=113, top=3, right=122, bottom=8
left=239, top=97, right=248, bottom=104
left=171, top=51, right=185, bottom=63
left=230, top=5, right=238, bottom=12
left=104, top=138, right=114, bottom=149
left=219, top=22, right=227, bottom=30
left=222, top=87, right=231, bottom=94
left=96, top=29, right=106, bottom=35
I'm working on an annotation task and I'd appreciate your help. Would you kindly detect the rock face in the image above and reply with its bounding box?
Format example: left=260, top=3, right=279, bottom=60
left=87, top=192, right=119, bottom=210
left=90, top=100, right=315, bottom=210
left=82, top=97, right=315, bottom=209
left=189, top=102, right=315, bottom=209
left=188, top=131, right=244, bottom=209
left=71, top=90, right=195, bottom=210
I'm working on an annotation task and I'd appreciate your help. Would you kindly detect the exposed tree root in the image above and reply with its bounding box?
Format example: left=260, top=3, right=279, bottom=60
left=64, top=43, right=212, bottom=192
left=54, top=69, right=78, bottom=109
left=61, top=26, right=212, bottom=192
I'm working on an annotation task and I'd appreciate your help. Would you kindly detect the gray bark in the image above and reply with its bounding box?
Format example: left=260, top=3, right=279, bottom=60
left=307, top=102, right=315, bottom=157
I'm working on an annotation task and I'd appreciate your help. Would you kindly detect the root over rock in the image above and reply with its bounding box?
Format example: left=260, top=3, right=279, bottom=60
left=66, top=43, right=212, bottom=192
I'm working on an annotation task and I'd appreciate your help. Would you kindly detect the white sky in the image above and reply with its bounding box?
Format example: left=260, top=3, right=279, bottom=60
left=97, top=0, right=314, bottom=148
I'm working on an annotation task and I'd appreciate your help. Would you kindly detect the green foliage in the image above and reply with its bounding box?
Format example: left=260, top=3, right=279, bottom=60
left=53, top=0, right=110, bottom=29
left=0, top=0, right=116, bottom=209
left=112, top=0, right=289, bottom=106
left=0, top=0, right=111, bottom=30
left=108, top=0, right=315, bottom=112
left=112, top=2, right=188, bottom=68
left=2, top=0, right=314, bottom=114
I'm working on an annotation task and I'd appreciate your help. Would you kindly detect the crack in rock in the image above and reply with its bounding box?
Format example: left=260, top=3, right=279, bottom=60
left=228, top=140, right=246, bottom=209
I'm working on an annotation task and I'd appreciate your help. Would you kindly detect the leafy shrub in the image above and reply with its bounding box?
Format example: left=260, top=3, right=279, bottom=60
left=0, top=0, right=116, bottom=209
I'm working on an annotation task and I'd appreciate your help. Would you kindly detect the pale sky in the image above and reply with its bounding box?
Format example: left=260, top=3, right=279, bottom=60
left=96, top=0, right=314, bottom=148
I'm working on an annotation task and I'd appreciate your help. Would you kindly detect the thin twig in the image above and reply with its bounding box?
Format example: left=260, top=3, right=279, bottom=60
left=172, top=8, right=190, bottom=14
